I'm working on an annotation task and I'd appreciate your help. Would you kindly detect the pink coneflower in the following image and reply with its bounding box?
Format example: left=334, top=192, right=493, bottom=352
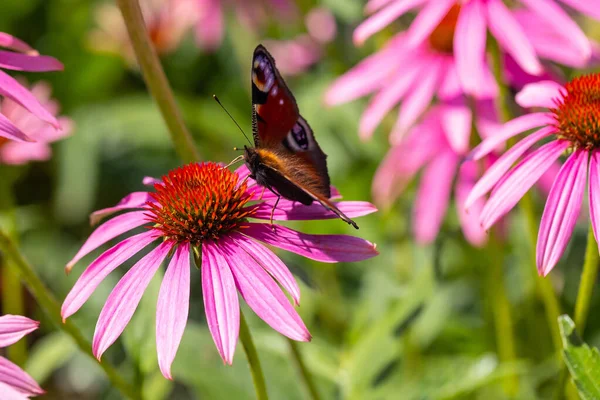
left=466, top=73, right=600, bottom=276
left=0, top=315, right=44, bottom=399
left=62, top=162, right=377, bottom=378
left=0, top=82, right=72, bottom=165
left=354, top=0, right=595, bottom=98
left=0, top=33, right=63, bottom=143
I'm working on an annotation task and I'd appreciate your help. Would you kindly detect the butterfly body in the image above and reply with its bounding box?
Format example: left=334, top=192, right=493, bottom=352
left=243, top=45, right=358, bottom=229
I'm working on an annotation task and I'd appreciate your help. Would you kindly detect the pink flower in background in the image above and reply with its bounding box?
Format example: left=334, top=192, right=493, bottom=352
left=0, top=33, right=63, bottom=143
left=90, top=0, right=198, bottom=62
left=466, top=73, right=600, bottom=276
left=0, top=82, right=73, bottom=165
left=62, top=162, right=377, bottom=378
left=263, top=7, right=337, bottom=76
left=0, top=315, right=44, bottom=399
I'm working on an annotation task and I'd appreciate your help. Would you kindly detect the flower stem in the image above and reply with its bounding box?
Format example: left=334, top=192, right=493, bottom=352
left=240, top=312, right=269, bottom=400
left=288, top=338, right=322, bottom=400
left=115, top=0, right=200, bottom=163
left=573, top=224, right=599, bottom=334
left=0, top=230, right=140, bottom=400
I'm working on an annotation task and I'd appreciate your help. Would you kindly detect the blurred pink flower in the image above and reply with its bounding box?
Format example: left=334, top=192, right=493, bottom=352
left=466, top=73, right=600, bottom=276
left=0, top=33, right=63, bottom=143
left=90, top=0, right=198, bottom=62
left=62, top=162, right=377, bottom=378
left=0, top=82, right=72, bottom=165
left=0, top=315, right=44, bottom=399
left=355, top=0, right=596, bottom=98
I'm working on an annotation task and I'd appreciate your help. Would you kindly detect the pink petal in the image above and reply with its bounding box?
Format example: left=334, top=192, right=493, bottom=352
left=0, top=357, right=44, bottom=396
left=0, top=34, right=34, bottom=53
left=454, top=0, right=488, bottom=97
left=242, top=223, right=378, bottom=262
left=589, top=151, right=600, bottom=253
left=249, top=200, right=376, bottom=221
left=515, top=81, right=565, bottom=109
left=222, top=238, right=310, bottom=341
left=196, top=0, right=224, bottom=51
left=0, top=70, right=58, bottom=128
left=365, top=0, right=396, bottom=13
left=156, top=243, right=190, bottom=380
left=93, top=241, right=172, bottom=360
left=0, top=381, right=30, bottom=400
left=559, top=0, right=600, bottom=20
left=353, top=0, right=427, bottom=45
left=0, top=50, right=63, bottom=72
left=406, top=0, right=455, bottom=47
left=486, top=0, right=542, bottom=75
left=440, top=99, right=472, bottom=154
left=456, top=162, right=487, bottom=247
left=62, top=230, right=158, bottom=320
left=469, top=112, right=553, bottom=161
left=0, top=316, right=38, bottom=348
left=465, top=126, right=556, bottom=209
left=437, top=59, right=462, bottom=100
left=537, top=150, right=587, bottom=276
left=0, top=114, right=33, bottom=143
left=413, top=150, right=459, bottom=244
left=66, top=211, right=149, bottom=272
left=90, top=192, right=153, bottom=225
left=481, top=140, right=569, bottom=230
left=390, top=56, right=444, bottom=142
left=142, top=177, right=162, bottom=186
left=229, top=232, right=300, bottom=305
left=520, top=0, right=591, bottom=62
left=202, top=241, right=240, bottom=365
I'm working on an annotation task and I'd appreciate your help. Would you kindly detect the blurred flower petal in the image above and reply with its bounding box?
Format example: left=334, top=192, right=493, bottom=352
left=516, top=81, right=564, bottom=108
left=0, top=315, right=38, bottom=348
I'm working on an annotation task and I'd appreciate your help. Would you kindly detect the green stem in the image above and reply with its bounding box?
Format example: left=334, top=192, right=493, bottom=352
left=288, top=339, right=321, bottom=400
left=0, top=230, right=140, bottom=400
left=115, top=0, right=200, bottom=163
left=573, top=224, right=599, bottom=334
left=240, top=312, right=269, bottom=400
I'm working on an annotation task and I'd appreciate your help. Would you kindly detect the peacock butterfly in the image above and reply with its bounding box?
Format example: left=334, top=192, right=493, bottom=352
left=243, top=44, right=359, bottom=229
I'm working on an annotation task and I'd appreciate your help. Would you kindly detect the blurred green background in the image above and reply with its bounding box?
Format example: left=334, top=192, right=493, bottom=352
left=1, top=0, right=600, bottom=399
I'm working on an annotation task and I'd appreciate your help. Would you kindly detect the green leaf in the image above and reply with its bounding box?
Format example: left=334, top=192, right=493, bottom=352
left=559, top=315, right=600, bottom=399
left=25, top=332, right=77, bottom=384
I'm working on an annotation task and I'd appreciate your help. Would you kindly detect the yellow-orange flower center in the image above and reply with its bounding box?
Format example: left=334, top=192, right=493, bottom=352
left=553, top=74, right=600, bottom=150
left=428, top=4, right=460, bottom=54
left=146, top=162, right=254, bottom=245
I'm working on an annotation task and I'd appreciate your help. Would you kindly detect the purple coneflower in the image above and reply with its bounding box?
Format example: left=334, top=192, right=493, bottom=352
left=0, top=82, right=72, bottom=164
left=0, top=315, right=44, bottom=399
left=0, top=33, right=63, bottom=143
left=62, top=162, right=378, bottom=379
left=466, top=73, right=600, bottom=276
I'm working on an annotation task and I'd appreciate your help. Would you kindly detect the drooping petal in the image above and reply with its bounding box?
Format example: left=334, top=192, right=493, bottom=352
left=249, top=201, right=376, bottom=221
left=0, top=381, right=29, bottom=400
left=0, top=114, right=33, bottom=143
left=537, top=150, right=587, bottom=276
left=456, top=161, right=487, bottom=247
left=0, top=316, right=38, bottom=348
left=468, top=112, right=553, bottom=160
left=486, top=0, right=542, bottom=75
left=465, top=126, right=556, bottom=209
left=406, top=0, right=455, bottom=47
left=0, top=33, right=34, bottom=53
left=202, top=241, right=239, bottom=365
left=90, top=192, right=154, bottom=225
left=437, top=58, right=461, bottom=100
left=413, top=150, right=459, bottom=244
left=440, top=98, right=472, bottom=154
left=0, top=357, right=44, bottom=397
left=0, top=70, right=58, bottom=128
left=243, top=223, right=378, bottom=262
left=0, top=50, right=63, bottom=72
left=156, top=243, right=190, bottom=380
left=142, top=177, right=162, bottom=186
left=62, top=230, right=159, bottom=320
left=365, top=0, right=396, bottom=13
left=454, top=0, right=487, bottom=97
left=353, top=0, right=427, bottom=45
left=558, top=0, right=600, bottom=20
left=515, top=81, right=565, bottom=109
left=480, top=140, right=569, bottom=229
left=229, top=232, right=300, bottom=305
left=589, top=151, right=600, bottom=253
left=196, top=0, right=223, bottom=51
left=66, top=211, right=149, bottom=271
left=93, top=241, right=171, bottom=360
left=221, top=238, right=310, bottom=341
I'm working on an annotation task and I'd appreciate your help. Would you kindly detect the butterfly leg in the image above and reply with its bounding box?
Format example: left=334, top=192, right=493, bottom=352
left=269, top=194, right=281, bottom=230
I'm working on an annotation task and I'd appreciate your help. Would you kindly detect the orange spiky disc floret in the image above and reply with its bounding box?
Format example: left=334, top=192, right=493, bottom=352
left=553, top=73, right=600, bottom=150
left=146, top=162, right=254, bottom=245
left=428, top=4, right=460, bottom=54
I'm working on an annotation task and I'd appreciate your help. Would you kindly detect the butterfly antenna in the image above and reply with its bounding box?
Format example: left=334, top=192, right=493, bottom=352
left=213, top=95, right=253, bottom=146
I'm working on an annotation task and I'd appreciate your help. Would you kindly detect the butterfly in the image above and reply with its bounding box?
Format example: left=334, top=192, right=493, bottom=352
left=243, top=44, right=359, bottom=229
